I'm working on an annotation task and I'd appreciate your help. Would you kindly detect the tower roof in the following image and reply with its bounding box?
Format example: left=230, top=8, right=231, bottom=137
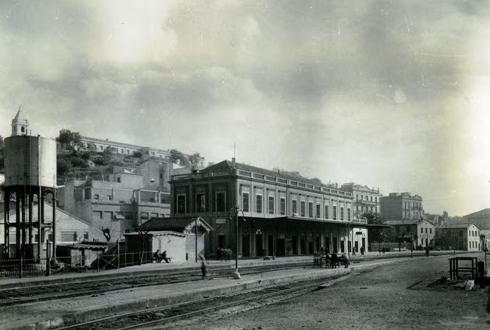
left=12, top=107, right=28, bottom=126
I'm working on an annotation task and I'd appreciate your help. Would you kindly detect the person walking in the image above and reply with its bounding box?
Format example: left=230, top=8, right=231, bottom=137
left=199, top=254, right=208, bottom=279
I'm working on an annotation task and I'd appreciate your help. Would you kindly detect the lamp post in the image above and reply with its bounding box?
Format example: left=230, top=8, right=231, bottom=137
left=195, top=217, right=198, bottom=263
left=230, top=206, right=245, bottom=278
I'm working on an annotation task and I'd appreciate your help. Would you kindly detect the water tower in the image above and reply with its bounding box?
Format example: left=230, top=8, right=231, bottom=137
left=3, top=109, right=57, bottom=260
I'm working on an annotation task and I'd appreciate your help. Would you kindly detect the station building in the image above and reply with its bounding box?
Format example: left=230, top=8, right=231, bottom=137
left=169, top=159, right=375, bottom=258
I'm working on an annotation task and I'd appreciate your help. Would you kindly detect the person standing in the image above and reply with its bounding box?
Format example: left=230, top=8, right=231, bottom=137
left=199, top=254, right=208, bottom=279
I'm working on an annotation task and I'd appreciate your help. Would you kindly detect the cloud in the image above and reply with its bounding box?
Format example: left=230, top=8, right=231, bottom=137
left=1, top=0, right=490, bottom=215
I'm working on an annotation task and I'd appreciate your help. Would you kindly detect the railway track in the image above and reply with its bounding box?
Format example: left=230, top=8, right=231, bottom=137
left=55, top=274, right=349, bottom=330
left=0, top=262, right=312, bottom=307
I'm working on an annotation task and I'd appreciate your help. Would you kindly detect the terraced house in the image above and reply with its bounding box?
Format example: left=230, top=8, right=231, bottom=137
left=169, top=159, right=374, bottom=259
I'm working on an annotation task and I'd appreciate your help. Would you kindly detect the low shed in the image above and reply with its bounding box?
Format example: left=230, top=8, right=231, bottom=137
left=124, top=217, right=213, bottom=263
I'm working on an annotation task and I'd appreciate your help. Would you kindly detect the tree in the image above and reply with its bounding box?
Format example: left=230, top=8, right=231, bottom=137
left=188, top=153, right=202, bottom=167
left=57, top=129, right=82, bottom=152
left=169, top=149, right=190, bottom=166
left=102, top=147, right=113, bottom=164
left=56, top=158, right=72, bottom=179
left=364, top=212, right=395, bottom=249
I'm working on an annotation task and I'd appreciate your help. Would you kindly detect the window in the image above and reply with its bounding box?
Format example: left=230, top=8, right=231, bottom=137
left=216, top=192, right=226, bottom=212
left=292, top=200, right=297, bottom=215
left=268, top=196, right=274, bottom=214
left=308, top=202, right=313, bottom=218
left=242, top=192, right=250, bottom=212
left=333, top=206, right=337, bottom=220
left=94, top=194, right=99, bottom=200
left=340, top=207, right=344, bottom=220
left=316, top=204, right=321, bottom=218
left=83, top=232, right=89, bottom=240
left=108, top=195, right=113, bottom=200
left=420, top=227, right=423, bottom=234
left=347, top=208, right=351, bottom=221
left=61, top=231, right=77, bottom=242
left=256, top=195, right=262, bottom=213
left=196, top=193, right=206, bottom=212
left=177, top=194, right=186, bottom=213
left=325, top=205, right=329, bottom=219
left=425, top=228, right=427, bottom=233
left=301, top=201, right=306, bottom=217
left=280, top=198, right=286, bottom=215
left=429, top=228, right=432, bottom=234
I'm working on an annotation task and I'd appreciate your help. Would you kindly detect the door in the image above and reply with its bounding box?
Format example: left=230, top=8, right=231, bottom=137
left=268, top=235, right=274, bottom=256
left=242, top=235, right=250, bottom=257
left=277, top=238, right=285, bottom=257
left=256, top=234, right=263, bottom=256
left=291, top=236, right=298, bottom=255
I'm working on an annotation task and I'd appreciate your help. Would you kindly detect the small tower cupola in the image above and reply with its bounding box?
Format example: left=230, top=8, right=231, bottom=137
left=11, top=107, right=29, bottom=136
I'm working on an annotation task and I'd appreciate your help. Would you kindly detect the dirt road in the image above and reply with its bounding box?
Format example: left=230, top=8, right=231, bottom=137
left=161, top=254, right=489, bottom=330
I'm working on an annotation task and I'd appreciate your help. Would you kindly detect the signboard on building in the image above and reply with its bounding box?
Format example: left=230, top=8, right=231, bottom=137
left=216, top=218, right=227, bottom=224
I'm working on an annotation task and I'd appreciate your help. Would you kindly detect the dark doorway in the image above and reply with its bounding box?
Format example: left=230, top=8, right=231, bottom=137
left=333, top=236, right=338, bottom=253
left=355, top=241, right=359, bottom=253
left=308, top=242, right=313, bottom=255
left=362, top=237, right=366, bottom=251
left=218, top=235, right=225, bottom=249
left=277, top=238, right=285, bottom=257
left=348, top=241, right=352, bottom=253
left=242, top=235, right=250, bottom=257
left=268, top=235, right=274, bottom=256
left=256, top=234, right=263, bottom=256
left=340, top=240, right=345, bottom=253
left=292, top=236, right=298, bottom=255
left=325, top=236, right=330, bottom=253
left=300, top=237, right=306, bottom=255
left=315, top=236, right=320, bottom=252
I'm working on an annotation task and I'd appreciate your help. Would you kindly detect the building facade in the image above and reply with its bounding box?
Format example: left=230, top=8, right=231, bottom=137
left=380, top=192, right=424, bottom=222
left=384, top=219, right=436, bottom=248
left=169, top=160, right=372, bottom=258
left=57, top=134, right=205, bottom=167
left=434, top=223, right=481, bottom=251
left=340, top=183, right=381, bottom=217
left=57, top=159, right=172, bottom=242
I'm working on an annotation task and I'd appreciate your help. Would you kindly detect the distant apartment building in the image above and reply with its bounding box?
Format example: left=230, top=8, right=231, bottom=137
left=340, top=183, right=380, bottom=216
left=434, top=223, right=481, bottom=251
left=57, top=158, right=172, bottom=242
left=57, top=134, right=205, bottom=167
left=169, top=159, right=375, bottom=258
left=380, top=192, right=424, bottom=222
left=384, top=219, right=436, bottom=248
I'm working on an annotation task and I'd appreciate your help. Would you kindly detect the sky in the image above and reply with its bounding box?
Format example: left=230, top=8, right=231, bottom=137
left=1, top=0, right=490, bottom=216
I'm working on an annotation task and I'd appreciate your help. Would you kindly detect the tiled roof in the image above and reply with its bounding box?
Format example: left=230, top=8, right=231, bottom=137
left=201, top=160, right=322, bottom=186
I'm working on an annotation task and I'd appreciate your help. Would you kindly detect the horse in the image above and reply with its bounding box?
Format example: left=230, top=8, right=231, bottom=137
left=217, top=247, right=232, bottom=262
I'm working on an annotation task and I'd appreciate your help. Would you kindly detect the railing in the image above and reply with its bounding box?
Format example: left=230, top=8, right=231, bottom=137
left=0, top=251, right=157, bottom=278
left=0, top=258, right=47, bottom=278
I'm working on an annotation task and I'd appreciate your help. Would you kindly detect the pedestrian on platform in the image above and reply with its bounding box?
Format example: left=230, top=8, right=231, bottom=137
left=199, top=254, right=208, bottom=279
left=153, top=249, right=161, bottom=263
left=162, top=250, right=170, bottom=263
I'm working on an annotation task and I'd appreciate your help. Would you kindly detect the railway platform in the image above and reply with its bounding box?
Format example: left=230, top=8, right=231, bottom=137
left=0, top=256, right=386, bottom=330
left=0, top=251, right=468, bottom=330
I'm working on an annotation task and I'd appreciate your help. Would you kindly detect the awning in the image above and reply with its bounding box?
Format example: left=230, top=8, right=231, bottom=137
left=251, top=216, right=392, bottom=229
left=59, top=243, right=108, bottom=251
